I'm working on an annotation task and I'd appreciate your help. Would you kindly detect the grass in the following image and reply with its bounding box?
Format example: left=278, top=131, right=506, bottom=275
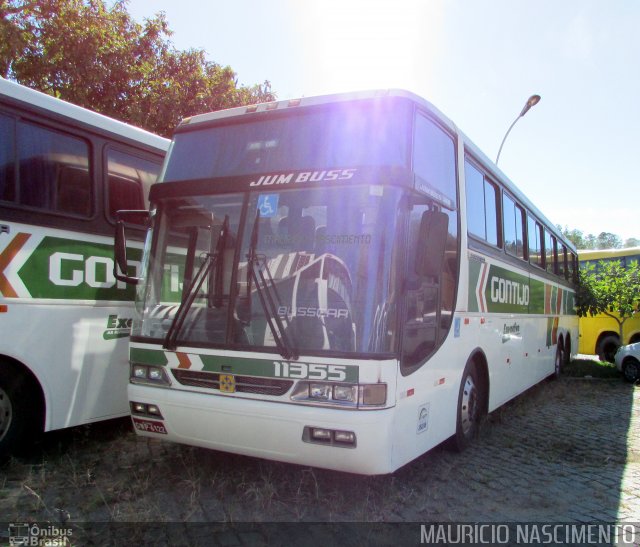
left=563, top=357, right=620, bottom=378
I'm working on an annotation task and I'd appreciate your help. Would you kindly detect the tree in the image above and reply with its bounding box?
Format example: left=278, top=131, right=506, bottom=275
left=557, top=225, right=588, bottom=249
left=576, top=259, right=640, bottom=359
left=0, top=0, right=274, bottom=136
left=557, top=225, right=639, bottom=250
left=595, top=232, right=621, bottom=250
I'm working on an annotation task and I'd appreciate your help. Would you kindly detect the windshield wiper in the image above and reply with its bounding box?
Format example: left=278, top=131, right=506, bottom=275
left=163, top=217, right=228, bottom=351
left=209, top=215, right=229, bottom=308
left=246, top=210, right=299, bottom=360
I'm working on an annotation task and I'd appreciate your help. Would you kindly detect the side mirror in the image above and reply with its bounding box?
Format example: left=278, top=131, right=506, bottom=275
left=114, top=210, right=149, bottom=285
left=415, top=210, right=449, bottom=278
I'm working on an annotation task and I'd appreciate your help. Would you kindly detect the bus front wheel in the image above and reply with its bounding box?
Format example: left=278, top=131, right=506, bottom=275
left=451, top=360, right=484, bottom=451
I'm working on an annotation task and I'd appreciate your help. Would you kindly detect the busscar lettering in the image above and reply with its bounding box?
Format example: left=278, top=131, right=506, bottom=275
left=249, top=169, right=356, bottom=187
left=277, top=305, right=349, bottom=319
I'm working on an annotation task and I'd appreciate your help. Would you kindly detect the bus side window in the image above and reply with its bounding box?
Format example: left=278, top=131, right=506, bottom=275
left=528, top=216, right=543, bottom=269
left=106, top=148, right=163, bottom=221
left=558, top=244, right=567, bottom=278
left=0, top=113, right=16, bottom=202
left=18, top=120, right=91, bottom=216
left=503, top=193, right=526, bottom=260
left=465, top=159, right=499, bottom=247
left=545, top=231, right=557, bottom=274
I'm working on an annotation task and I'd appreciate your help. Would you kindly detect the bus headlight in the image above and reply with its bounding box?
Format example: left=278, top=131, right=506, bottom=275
left=309, top=383, right=331, bottom=400
left=291, top=382, right=386, bottom=408
left=130, top=363, right=171, bottom=386
left=333, top=384, right=358, bottom=403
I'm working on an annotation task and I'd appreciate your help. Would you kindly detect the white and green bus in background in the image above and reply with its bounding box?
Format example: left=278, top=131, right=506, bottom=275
left=116, top=90, right=578, bottom=474
left=0, top=78, right=169, bottom=457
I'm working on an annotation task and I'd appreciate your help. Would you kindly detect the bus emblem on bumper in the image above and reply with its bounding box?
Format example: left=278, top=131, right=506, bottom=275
left=220, top=374, right=236, bottom=393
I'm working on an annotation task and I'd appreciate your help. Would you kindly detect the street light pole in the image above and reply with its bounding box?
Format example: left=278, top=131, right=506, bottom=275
left=495, top=94, right=541, bottom=166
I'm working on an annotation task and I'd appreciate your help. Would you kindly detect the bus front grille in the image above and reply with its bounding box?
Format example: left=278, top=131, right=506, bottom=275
left=171, top=369, right=294, bottom=396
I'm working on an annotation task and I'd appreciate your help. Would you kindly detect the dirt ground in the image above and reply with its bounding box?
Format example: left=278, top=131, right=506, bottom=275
left=1, top=376, right=639, bottom=545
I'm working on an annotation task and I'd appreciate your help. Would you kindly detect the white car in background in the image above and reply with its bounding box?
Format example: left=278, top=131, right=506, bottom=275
left=614, top=342, right=640, bottom=383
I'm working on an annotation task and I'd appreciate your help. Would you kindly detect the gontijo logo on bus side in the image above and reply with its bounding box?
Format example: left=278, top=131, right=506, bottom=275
left=468, top=257, right=575, bottom=315
left=0, top=230, right=142, bottom=300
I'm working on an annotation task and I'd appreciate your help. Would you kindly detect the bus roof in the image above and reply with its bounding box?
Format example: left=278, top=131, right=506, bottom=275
left=578, top=247, right=640, bottom=261
left=178, top=88, right=457, bottom=130
left=177, top=88, right=575, bottom=253
left=0, top=77, right=169, bottom=152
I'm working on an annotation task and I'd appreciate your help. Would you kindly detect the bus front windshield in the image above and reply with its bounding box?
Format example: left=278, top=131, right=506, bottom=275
left=134, top=185, right=404, bottom=356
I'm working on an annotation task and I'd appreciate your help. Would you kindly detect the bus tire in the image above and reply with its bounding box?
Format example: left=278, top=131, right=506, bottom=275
left=563, top=335, right=572, bottom=366
left=451, top=360, right=484, bottom=452
left=596, top=334, right=619, bottom=363
left=0, top=365, right=41, bottom=460
left=552, top=344, right=563, bottom=379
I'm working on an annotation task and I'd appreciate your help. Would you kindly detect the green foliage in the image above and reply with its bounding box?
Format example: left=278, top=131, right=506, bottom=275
left=576, top=259, right=640, bottom=340
left=0, top=0, right=275, bottom=136
left=557, top=225, right=635, bottom=250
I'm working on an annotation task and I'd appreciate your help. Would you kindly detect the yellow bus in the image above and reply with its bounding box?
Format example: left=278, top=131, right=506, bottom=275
left=578, top=247, right=640, bottom=361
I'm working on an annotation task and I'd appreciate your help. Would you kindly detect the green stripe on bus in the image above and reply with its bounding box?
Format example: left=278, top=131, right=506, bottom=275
left=18, top=236, right=142, bottom=300
left=467, top=258, right=574, bottom=315
left=130, top=347, right=168, bottom=366
left=128, top=347, right=360, bottom=383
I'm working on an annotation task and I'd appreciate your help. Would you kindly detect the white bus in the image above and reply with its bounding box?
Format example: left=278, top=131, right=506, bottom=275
left=0, top=78, right=169, bottom=457
left=117, top=90, right=578, bottom=474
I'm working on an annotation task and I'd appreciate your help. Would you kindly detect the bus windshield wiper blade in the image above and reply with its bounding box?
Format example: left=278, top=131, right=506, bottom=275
left=163, top=251, right=217, bottom=351
left=247, top=210, right=299, bottom=361
left=209, top=215, right=229, bottom=308
left=164, top=218, right=228, bottom=351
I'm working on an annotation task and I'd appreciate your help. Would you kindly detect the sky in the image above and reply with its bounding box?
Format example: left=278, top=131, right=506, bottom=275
left=127, top=0, right=639, bottom=243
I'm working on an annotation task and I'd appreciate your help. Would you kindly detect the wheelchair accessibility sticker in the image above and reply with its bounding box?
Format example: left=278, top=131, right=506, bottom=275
left=257, top=194, right=279, bottom=218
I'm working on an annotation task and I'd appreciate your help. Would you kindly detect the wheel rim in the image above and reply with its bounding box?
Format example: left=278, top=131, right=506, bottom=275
left=0, top=386, right=13, bottom=443
left=460, top=374, right=477, bottom=436
left=623, top=361, right=639, bottom=382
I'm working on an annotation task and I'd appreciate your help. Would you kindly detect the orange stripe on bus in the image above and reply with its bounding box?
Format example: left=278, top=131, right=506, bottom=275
left=0, top=232, right=31, bottom=298
left=176, top=353, right=192, bottom=369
